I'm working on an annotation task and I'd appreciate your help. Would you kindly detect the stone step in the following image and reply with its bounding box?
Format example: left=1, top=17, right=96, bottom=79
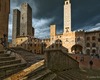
left=0, top=54, right=10, bottom=57
left=43, top=73, right=57, bottom=80
left=0, top=57, right=15, bottom=61
left=55, top=76, right=66, bottom=80
left=0, top=63, right=26, bottom=71
left=29, top=69, right=51, bottom=80
left=0, top=66, right=25, bottom=79
left=26, top=66, right=46, bottom=79
left=59, top=70, right=84, bottom=80
left=59, top=73, right=72, bottom=80
left=0, top=59, right=21, bottom=66
left=66, top=70, right=86, bottom=80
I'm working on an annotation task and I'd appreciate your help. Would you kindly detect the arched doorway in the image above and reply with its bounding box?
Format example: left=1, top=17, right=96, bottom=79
left=71, top=44, right=83, bottom=54
left=86, top=49, right=90, bottom=55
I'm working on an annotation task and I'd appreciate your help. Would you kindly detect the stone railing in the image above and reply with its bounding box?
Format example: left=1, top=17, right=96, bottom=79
left=5, top=48, right=26, bottom=64
left=44, top=49, right=79, bottom=71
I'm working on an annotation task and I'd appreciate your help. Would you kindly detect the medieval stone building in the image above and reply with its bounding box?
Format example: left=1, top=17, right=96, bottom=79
left=0, top=0, right=10, bottom=51
left=43, top=0, right=100, bottom=55
left=12, top=0, right=100, bottom=55
left=12, top=3, right=43, bottom=54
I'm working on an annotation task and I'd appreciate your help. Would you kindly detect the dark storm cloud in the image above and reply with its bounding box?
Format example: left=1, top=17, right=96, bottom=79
left=9, top=0, right=100, bottom=39
left=72, top=0, right=100, bottom=30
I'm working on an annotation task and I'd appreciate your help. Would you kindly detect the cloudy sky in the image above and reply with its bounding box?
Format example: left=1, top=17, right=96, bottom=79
left=8, top=0, right=100, bottom=39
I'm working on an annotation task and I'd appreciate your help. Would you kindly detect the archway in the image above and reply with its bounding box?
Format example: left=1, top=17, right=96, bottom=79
left=71, top=44, right=83, bottom=54
left=86, top=49, right=90, bottom=55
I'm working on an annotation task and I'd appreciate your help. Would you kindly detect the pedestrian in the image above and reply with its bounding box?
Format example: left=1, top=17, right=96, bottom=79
left=89, top=60, right=93, bottom=69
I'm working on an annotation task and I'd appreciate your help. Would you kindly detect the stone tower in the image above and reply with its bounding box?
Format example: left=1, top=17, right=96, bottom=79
left=12, top=9, right=20, bottom=47
left=0, top=0, right=10, bottom=50
left=64, top=0, right=71, bottom=33
left=20, top=3, right=33, bottom=36
left=50, top=25, right=56, bottom=37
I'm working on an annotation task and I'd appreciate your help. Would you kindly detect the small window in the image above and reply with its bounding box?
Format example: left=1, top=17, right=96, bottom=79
left=92, top=36, right=96, bottom=40
left=98, top=38, right=100, bottom=42
left=34, top=44, right=36, bottom=47
left=87, top=37, right=90, bottom=41
left=92, top=43, right=96, bottom=47
left=52, top=45, right=54, bottom=48
left=86, top=49, right=90, bottom=55
left=92, top=49, right=96, bottom=54
left=30, top=44, right=32, bottom=47
left=86, top=43, right=90, bottom=47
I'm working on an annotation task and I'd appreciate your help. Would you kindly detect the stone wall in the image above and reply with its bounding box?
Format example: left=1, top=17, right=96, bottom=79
left=44, top=49, right=79, bottom=71
left=0, top=0, right=10, bottom=51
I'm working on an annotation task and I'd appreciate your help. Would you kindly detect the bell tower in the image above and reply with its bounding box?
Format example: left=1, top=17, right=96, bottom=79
left=64, top=0, right=71, bottom=33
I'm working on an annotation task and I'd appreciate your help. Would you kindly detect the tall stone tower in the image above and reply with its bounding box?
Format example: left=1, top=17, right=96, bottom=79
left=12, top=9, right=20, bottom=47
left=20, top=3, right=33, bottom=36
left=0, top=0, right=10, bottom=50
left=50, top=25, right=56, bottom=37
left=64, top=0, right=71, bottom=33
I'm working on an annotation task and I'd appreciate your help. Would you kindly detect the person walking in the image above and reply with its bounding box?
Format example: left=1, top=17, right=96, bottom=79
left=89, top=60, right=93, bottom=69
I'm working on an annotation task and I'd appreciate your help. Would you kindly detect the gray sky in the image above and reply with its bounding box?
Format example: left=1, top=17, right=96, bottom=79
left=8, top=0, right=100, bottom=39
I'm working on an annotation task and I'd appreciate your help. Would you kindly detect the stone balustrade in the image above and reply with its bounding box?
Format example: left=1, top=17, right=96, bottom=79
left=44, top=49, right=79, bottom=71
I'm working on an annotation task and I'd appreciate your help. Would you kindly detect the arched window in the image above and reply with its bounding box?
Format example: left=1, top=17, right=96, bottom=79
left=92, top=36, right=96, bottom=40
left=92, top=43, right=96, bottom=47
left=86, top=43, right=90, bottom=47
left=92, top=49, right=96, bottom=54
left=87, top=37, right=90, bottom=41
left=86, top=49, right=90, bottom=55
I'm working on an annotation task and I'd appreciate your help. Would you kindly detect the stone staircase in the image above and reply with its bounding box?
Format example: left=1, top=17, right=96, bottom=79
left=0, top=51, right=26, bottom=79
left=56, top=69, right=87, bottom=80
left=25, top=67, right=87, bottom=80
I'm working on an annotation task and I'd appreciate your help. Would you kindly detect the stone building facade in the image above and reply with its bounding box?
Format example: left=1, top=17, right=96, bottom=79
left=0, top=0, right=10, bottom=51
left=43, top=0, right=100, bottom=55
left=16, top=36, right=43, bottom=54
left=85, top=31, right=100, bottom=55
